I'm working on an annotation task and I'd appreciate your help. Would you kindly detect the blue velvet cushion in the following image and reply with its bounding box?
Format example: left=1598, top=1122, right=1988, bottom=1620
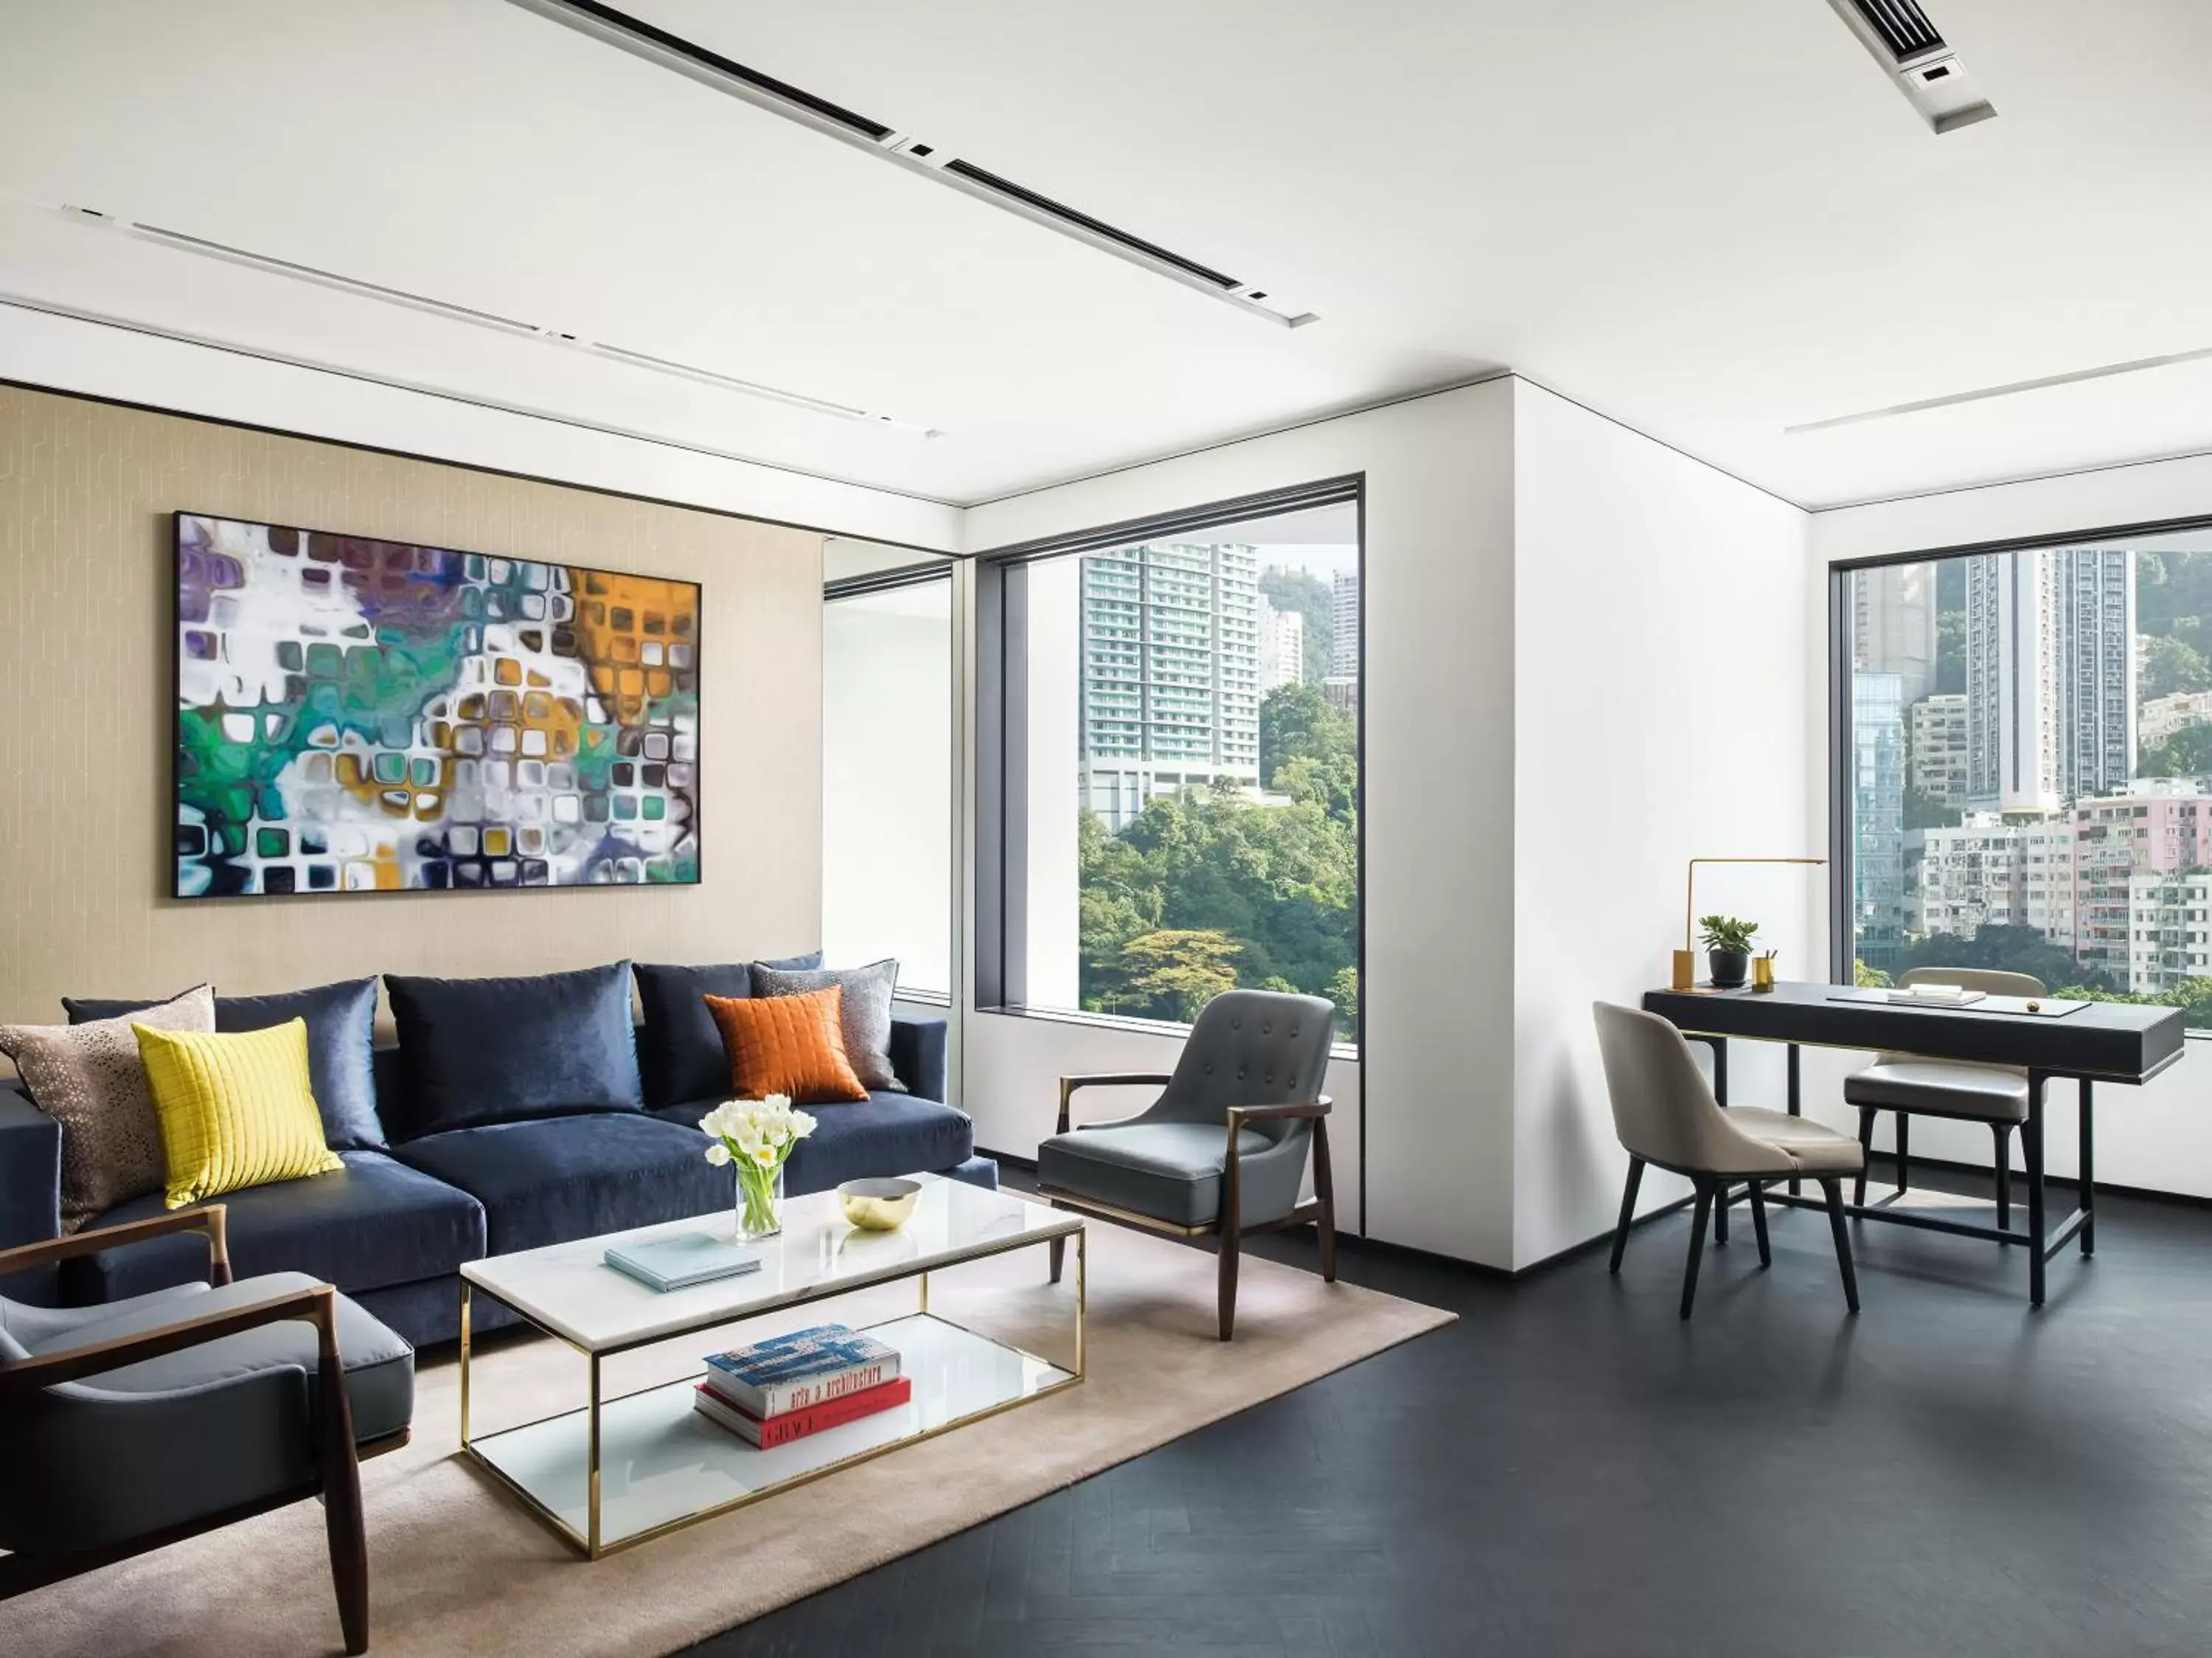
left=59, top=1151, right=485, bottom=1305
left=633, top=954, right=822, bottom=1108
left=63, top=978, right=384, bottom=1151
left=393, top=1113, right=732, bottom=1254
left=384, top=961, right=641, bottom=1138
left=649, top=1091, right=975, bottom=1196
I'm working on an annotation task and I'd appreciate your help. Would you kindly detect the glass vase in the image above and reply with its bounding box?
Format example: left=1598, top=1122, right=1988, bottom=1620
left=734, top=1162, right=785, bottom=1242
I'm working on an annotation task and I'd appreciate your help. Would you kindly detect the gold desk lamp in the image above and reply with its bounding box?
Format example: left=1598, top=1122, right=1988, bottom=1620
left=1673, top=856, right=1826, bottom=991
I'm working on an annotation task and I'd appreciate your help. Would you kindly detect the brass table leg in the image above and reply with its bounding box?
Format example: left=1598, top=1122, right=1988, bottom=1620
left=1075, top=1227, right=1088, bottom=1379
left=587, top=1352, right=603, bottom=1558
left=459, top=1280, right=472, bottom=1446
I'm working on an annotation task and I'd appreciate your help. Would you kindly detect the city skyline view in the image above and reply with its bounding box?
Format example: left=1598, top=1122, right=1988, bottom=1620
left=1072, top=517, right=1361, bottom=1040
left=1850, top=534, right=2212, bottom=1029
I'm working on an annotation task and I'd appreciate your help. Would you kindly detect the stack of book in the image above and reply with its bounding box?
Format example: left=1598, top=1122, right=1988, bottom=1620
left=694, top=1323, right=910, bottom=1449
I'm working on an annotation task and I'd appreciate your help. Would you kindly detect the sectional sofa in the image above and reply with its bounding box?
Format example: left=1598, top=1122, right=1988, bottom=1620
left=0, top=959, right=992, bottom=1346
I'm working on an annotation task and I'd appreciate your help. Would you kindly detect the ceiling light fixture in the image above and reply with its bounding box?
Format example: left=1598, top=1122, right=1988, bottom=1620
left=1824, top=0, right=1996, bottom=133
left=500, top=0, right=1317, bottom=329
left=1784, top=346, right=2212, bottom=434
left=26, top=195, right=942, bottom=436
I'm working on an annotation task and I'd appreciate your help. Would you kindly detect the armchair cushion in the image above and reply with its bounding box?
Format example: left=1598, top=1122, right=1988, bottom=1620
left=651, top=1091, right=975, bottom=1195
left=1038, top=1122, right=1272, bottom=1228
left=3, top=1273, right=413, bottom=1553
left=62, top=1151, right=486, bottom=1305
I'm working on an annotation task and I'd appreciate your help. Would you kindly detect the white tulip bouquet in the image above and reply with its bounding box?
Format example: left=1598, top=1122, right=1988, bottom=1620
left=700, top=1095, right=817, bottom=1239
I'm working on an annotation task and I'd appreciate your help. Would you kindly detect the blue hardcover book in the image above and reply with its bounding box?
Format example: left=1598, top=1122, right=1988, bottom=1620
left=702, top=1323, right=902, bottom=1417
left=603, top=1234, right=762, bottom=1293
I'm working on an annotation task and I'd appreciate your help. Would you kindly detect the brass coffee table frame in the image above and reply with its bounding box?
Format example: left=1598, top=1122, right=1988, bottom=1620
left=458, top=1220, right=1085, bottom=1559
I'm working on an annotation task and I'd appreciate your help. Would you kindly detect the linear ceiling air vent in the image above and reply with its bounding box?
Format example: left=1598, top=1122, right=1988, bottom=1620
left=501, top=0, right=1315, bottom=328
left=32, top=196, right=939, bottom=435
left=1826, top=0, right=1996, bottom=133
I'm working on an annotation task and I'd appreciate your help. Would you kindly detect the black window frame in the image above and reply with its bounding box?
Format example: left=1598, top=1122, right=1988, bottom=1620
left=973, top=473, right=1366, bottom=1052
left=1829, top=506, right=2212, bottom=1038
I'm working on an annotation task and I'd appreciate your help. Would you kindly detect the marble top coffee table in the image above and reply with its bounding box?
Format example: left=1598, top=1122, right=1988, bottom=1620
left=459, top=1174, right=1085, bottom=1557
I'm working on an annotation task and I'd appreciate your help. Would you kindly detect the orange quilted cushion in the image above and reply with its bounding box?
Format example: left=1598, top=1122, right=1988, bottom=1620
left=704, top=985, right=868, bottom=1104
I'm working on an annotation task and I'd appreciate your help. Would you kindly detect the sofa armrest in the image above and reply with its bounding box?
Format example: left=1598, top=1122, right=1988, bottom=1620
left=889, top=1012, right=948, bottom=1103
left=0, top=1080, right=63, bottom=1306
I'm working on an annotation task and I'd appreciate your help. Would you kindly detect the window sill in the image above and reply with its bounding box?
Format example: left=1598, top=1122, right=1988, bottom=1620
left=893, top=988, right=953, bottom=1010
left=975, top=1001, right=1360, bottom=1062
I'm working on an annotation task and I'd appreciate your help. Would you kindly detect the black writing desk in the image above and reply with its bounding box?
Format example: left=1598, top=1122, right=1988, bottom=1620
left=1641, top=980, right=2186, bottom=1305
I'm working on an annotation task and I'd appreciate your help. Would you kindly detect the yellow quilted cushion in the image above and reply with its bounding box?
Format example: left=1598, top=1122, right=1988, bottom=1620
left=133, top=1019, right=343, bottom=1208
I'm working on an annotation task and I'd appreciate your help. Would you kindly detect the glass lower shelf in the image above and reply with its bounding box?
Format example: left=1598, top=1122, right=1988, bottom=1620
left=466, top=1312, right=1076, bottom=1553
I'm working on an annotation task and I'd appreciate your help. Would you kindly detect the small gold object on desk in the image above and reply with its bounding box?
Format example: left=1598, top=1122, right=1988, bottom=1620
left=1673, top=856, right=1826, bottom=989
left=838, top=1177, right=922, bottom=1231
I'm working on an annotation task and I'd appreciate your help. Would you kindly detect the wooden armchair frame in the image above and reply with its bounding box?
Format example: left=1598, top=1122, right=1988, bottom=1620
left=0, top=1205, right=401, bottom=1655
left=1039, top=1073, right=1338, bottom=1339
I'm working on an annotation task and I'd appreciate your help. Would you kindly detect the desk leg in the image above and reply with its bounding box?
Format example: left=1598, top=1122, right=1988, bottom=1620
left=1787, top=1044, right=1802, bottom=1197
left=2079, top=1080, right=2096, bottom=1257
left=1711, top=1038, right=1728, bottom=1108
left=2025, top=1072, right=2047, bottom=1308
left=1709, top=1038, right=1731, bottom=1242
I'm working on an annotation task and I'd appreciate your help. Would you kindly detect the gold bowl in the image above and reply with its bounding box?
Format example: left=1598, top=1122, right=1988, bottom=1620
left=838, top=1177, right=922, bottom=1232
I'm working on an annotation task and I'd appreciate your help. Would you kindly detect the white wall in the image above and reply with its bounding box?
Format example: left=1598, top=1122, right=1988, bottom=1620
left=0, top=305, right=961, bottom=552
left=1512, top=382, right=1814, bottom=1266
left=1811, top=453, right=2212, bottom=1197
left=823, top=581, right=954, bottom=996
left=964, top=378, right=1517, bottom=1263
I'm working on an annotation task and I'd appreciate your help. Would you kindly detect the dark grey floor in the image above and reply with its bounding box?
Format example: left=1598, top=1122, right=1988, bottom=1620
left=681, top=1162, right=2212, bottom=1657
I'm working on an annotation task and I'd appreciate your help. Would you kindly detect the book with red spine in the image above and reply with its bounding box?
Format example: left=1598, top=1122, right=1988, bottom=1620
left=692, top=1375, right=914, bottom=1449
left=701, top=1324, right=901, bottom=1418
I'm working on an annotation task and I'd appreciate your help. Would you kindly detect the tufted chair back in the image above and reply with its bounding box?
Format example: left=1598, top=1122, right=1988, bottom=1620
left=1147, top=991, right=1336, bottom=1142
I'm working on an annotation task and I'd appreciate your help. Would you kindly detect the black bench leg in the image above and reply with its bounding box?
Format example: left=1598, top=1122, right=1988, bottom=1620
left=1895, top=1112, right=1910, bottom=1194
left=1992, top=1124, right=2011, bottom=1232
left=1854, top=1108, right=1877, bottom=1207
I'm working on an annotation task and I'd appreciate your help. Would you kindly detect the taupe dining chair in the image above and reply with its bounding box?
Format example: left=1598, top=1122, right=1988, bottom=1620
left=1845, top=968, right=2041, bottom=1218
left=1593, top=1002, right=1866, bottom=1318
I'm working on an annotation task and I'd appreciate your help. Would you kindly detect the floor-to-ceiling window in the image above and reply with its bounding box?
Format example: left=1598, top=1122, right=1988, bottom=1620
left=1837, top=519, right=2212, bottom=1031
left=978, top=484, right=1362, bottom=1046
left=822, top=539, right=954, bottom=1001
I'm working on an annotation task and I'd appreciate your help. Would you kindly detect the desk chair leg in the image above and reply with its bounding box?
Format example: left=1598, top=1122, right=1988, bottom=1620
left=2025, top=1073, right=2048, bottom=1308
left=1749, top=1181, right=1771, bottom=1268
left=1680, top=1181, right=1714, bottom=1320
left=1895, top=1113, right=1910, bottom=1195
left=1820, top=1176, right=1860, bottom=1314
left=1610, top=1156, right=1646, bottom=1274
left=1714, top=1181, right=1730, bottom=1246
left=1992, top=1125, right=2012, bottom=1232
left=2079, top=1081, right=2096, bottom=1257
left=1048, top=1236, right=1065, bottom=1285
left=1854, top=1109, right=1877, bottom=1207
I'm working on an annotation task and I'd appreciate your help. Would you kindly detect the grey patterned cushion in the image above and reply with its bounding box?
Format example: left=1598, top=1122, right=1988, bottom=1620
left=749, top=960, right=902, bottom=1092
left=0, top=985, right=216, bottom=1229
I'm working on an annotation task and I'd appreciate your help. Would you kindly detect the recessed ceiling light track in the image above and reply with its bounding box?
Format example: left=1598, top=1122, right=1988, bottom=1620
left=25, top=196, right=939, bottom=435
left=500, top=0, right=1317, bottom=329
left=1785, top=345, right=2212, bottom=434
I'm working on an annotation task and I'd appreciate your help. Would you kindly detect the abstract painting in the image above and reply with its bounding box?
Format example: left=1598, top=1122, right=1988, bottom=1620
left=173, top=512, right=700, bottom=898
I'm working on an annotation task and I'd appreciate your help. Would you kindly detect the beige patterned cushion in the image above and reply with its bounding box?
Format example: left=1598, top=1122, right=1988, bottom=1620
left=0, top=985, right=215, bottom=1230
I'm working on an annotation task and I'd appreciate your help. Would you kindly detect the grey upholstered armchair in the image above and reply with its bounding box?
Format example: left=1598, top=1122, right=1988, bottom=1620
left=0, top=1206, right=414, bottom=1654
left=1034, top=990, right=1338, bottom=1339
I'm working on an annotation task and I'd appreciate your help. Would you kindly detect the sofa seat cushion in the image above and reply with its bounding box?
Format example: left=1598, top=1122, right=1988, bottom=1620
left=1037, top=1122, right=1271, bottom=1228
left=394, top=1113, right=730, bottom=1254
left=650, top=1092, right=975, bottom=1196
left=61, top=1151, right=487, bottom=1307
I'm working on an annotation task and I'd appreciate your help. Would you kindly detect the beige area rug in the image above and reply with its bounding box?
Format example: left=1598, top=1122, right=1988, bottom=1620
left=10, top=1219, right=1453, bottom=1658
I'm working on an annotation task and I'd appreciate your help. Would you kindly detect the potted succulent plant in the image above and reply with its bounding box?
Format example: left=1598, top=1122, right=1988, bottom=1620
left=1698, top=915, right=1759, bottom=989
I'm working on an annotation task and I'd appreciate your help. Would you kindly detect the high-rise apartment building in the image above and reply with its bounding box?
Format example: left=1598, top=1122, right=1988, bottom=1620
left=1258, top=595, right=1304, bottom=693
left=1853, top=670, right=1907, bottom=971
left=1964, top=547, right=2136, bottom=813
left=1079, top=541, right=1261, bottom=829
left=1909, top=692, right=1969, bottom=808
left=1853, top=563, right=1940, bottom=707
left=1330, top=569, right=1359, bottom=679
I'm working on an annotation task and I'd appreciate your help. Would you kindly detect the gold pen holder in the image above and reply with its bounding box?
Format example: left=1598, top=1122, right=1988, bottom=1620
left=1671, top=949, right=1696, bottom=991
left=1751, top=957, right=1775, bottom=991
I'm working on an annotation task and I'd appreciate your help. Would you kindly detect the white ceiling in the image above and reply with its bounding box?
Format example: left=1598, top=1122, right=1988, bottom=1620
left=3, top=0, right=2211, bottom=511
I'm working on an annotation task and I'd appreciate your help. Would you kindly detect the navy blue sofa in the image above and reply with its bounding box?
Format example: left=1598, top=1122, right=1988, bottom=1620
left=0, top=1009, right=990, bottom=1348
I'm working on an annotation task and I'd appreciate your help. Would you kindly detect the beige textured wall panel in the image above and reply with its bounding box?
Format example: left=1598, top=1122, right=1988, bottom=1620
left=0, top=385, right=824, bottom=1027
